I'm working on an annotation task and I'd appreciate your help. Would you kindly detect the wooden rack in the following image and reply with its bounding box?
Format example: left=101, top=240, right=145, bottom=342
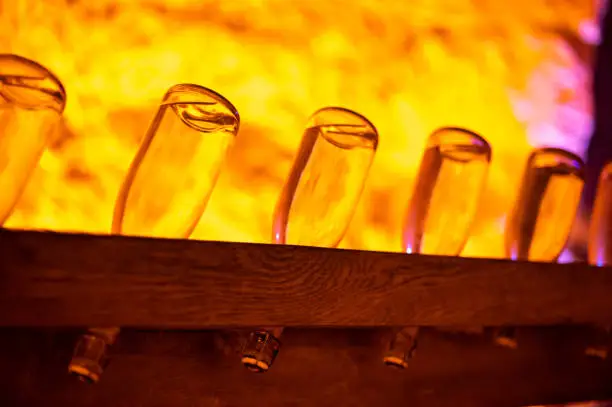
left=1, top=229, right=612, bottom=407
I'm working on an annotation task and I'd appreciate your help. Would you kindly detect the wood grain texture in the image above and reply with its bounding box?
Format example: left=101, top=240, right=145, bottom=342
left=0, top=328, right=611, bottom=407
left=1, top=229, right=612, bottom=327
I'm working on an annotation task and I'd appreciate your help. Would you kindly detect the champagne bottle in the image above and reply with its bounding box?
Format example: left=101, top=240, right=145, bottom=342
left=0, top=54, right=66, bottom=224
left=494, top=148, right=584, bottom=349
left=584, top=161, right=612, bottom=359
left=241, top=106, right=378, bottom=372
left=384, top=127, right=491, bottom=368
left=68, top=84, right=240, bottom=383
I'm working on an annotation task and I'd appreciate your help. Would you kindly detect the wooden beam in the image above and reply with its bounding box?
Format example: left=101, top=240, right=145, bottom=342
left=1, top=229, right=612, bottom=327
left=1, top=328, right=611, bottom=407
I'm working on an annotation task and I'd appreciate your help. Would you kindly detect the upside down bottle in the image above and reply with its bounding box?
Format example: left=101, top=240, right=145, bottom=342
left=0, top=54, right=66, bottom=224
left=240, top=107, right=379, bottom=372
left=383, top=127, right=492, bottom=369
left=584, top=162, right=612, bottom=358
left=67, top=84, right=240, bottom=383
left=494, top=148, right=584, bottom=349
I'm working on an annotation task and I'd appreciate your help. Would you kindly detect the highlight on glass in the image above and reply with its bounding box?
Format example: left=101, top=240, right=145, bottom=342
left=67, top=84, right=240, bottom=383
left=383, top=127, right=492, bottom=369
left=241, top=106, right=379, bottom=373
left=494, top=147, right=585, bottom=349
left=0, top=54, right=66, bottom=224
left=584, top=161, right=612, bottom=359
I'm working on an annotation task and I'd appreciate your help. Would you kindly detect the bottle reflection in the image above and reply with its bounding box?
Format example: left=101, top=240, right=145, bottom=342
left=584, top=162, right=612, bottom=359
left=0, top=54, right=66, bottom=224
left=241, top=106, right=378, bottom=372
left=494, top=148, right=584, bottom=349
left=68, top=84, right=240, bottom=383
left=384, top=127, right=491, bottom=369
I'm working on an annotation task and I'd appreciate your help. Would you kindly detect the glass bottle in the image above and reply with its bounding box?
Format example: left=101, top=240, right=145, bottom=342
left=383, top=127, right=492, bottom=369
left=0, top=54, right=66, bottom=224
left=67, top=84, right=240, bottom=383
left=241, top=106, right=379, bottom=372
left=494, top=148, right=584, bottom=349
left=584, top=162, right=612, bottom=358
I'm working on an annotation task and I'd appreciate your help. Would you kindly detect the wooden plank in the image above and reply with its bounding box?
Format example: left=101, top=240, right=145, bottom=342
left=1, top=229, right=612, bottom=327
left=0, top=328, right=611, bottom=407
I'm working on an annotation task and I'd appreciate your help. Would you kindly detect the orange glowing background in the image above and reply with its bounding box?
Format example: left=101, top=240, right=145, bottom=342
left=0, top=0, right=599, bottom=258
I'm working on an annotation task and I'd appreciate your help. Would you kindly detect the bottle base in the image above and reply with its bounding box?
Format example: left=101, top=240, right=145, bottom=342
left=383, top=327, right=417, bottom=369
left=241, top=330, right=281, bottom=373
left=68, top=362, right=101, bottom=384
left=69, top=333, right=111, bottom=384
left=585, top=345, right=609, bottom=359
left=493, top=327, right=518, bottom=349
left=241, top=356, right=270, bottom=373
left=494, top=335, right=518, bottom=349
left=383, top=355, right=409, bottom=369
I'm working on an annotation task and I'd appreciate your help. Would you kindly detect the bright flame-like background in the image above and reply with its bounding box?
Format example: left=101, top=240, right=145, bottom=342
left=0, top=0, right=600, bottom=258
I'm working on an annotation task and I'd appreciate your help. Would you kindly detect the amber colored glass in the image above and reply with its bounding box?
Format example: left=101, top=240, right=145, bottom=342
left=114, top=84, right=239, bottom=238
left=242, top=106, right=378, bottom=373
left=68, top=84, right=240, bottom=383
left=505, top=148, right=584, bottom=262
left=0, top=54, right=66, bottom=224
left=402, top=127, right=491, bottom=255
left=272, top=106, right=378, bottom=247
left=588, top=162, right=612, bottom=267
left=384, top=127, right=491, bottom=369
left=494, top=148, right=584, bottom=349
left=584, top=162, right=612, bottom=359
